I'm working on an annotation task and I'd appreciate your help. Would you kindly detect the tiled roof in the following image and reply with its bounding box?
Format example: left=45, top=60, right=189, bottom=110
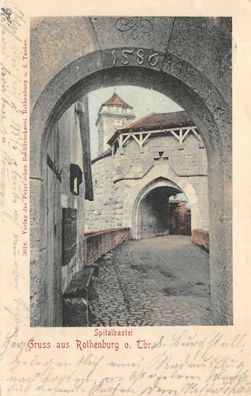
left=107, top=111, right=194, bottom=145
left=103, top=93, right=133, bottom=109
left=122, top=111, right=193, bottom=130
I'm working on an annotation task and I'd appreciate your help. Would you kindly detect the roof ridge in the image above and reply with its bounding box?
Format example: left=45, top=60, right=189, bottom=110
left=125, top=110, right=187, bottom=123
left=102, top=92, right=133, bottom=109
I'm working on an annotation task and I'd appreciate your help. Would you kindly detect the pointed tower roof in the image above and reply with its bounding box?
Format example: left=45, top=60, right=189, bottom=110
left=96, top=92, right=135, bottom=126
left=102, top=93, right=133, bottom=109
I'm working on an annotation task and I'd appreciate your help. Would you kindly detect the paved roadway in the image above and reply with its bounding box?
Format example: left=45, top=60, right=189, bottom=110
left=89, top=235, right=212, bottom=326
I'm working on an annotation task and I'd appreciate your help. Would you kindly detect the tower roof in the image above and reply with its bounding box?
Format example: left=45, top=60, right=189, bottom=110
left=102, top=93, right=133, bottom=109
left=96, top=93, right=134, bottom=125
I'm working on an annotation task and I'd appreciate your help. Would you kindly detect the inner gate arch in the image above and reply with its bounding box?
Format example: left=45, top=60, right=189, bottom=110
left=131, top=177, right=196, bottom=240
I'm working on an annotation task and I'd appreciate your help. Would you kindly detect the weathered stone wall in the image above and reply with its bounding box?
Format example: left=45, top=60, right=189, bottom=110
left=85, top=130, right=209, bottom=235
left=30, top=102, right=86, bottom=326
left=57, top=106, right=86, bottom=294
left=98, top=116, right=117, bottom=154
left=85, top=156, right=125, bottom=231
left=116, top=133, right=207, bottom=178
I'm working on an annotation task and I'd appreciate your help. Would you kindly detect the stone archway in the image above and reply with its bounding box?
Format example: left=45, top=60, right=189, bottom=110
left=131, top=177, right=194, bottom=240
left=133, top=178, right=182, bottom=239
left=30, top=17, right=232, bottom=326
left=123, top=162, right=204, bottom=238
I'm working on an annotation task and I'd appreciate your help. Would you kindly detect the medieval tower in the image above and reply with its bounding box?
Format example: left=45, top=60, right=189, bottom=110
left=96, top=92, right=135, bottom=154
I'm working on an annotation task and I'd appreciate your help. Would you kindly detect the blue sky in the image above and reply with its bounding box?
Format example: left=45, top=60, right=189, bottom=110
left=88, top=86, right=182, bottom=159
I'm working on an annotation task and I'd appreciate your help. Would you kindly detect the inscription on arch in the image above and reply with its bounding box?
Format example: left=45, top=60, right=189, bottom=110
left=110, top=48, right=161, bottom=68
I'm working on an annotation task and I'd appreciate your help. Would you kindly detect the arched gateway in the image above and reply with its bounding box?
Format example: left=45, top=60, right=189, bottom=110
left=85, top=99, right=208, bottom=238
left=131, top=177, right=192, bottom=240
left=30, top=17, right=232, bottom=326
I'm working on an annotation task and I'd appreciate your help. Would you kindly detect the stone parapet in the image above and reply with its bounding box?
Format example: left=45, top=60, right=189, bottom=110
left=84, top=228, right=131, bottom=265
left=192, top=229, right=209, bottom=252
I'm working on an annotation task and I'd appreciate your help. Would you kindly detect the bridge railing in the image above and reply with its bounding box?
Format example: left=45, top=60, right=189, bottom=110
left=84, top=228, right=131, bottom=265
left=192, top=229, right=209, bottom=252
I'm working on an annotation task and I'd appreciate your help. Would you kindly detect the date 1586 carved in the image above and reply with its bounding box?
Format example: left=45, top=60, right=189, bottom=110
left=112, top=48, right=159, bottom=67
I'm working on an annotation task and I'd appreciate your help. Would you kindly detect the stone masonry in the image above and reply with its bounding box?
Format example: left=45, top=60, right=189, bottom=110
left=85, top=98, right=209, bottom=239
left=30, top=17, right=232, bottom=325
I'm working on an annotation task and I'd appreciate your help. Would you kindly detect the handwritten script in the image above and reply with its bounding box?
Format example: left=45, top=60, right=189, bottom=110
left=0, top=0, right=29, bottom=373
left=1, top=331, right=251, bottom=395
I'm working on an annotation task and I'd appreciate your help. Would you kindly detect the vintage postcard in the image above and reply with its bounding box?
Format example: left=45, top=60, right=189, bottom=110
left=0, top=0, right=251, bottom=395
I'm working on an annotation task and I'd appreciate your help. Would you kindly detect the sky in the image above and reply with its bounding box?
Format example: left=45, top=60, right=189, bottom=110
left=88, top=85, right=182, bottom=159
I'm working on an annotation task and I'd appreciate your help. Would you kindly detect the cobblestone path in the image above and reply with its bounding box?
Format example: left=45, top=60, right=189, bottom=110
left=89, top=235, right=213, bottom=326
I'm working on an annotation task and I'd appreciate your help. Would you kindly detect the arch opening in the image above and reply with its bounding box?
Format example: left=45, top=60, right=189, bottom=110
left=139, top=186, right=186, bottom=239
left=32, top=70, right=213, bottom=327
left=30, top=36, right=231, bottom=326
left=132, top=177, right=193, bottom=240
